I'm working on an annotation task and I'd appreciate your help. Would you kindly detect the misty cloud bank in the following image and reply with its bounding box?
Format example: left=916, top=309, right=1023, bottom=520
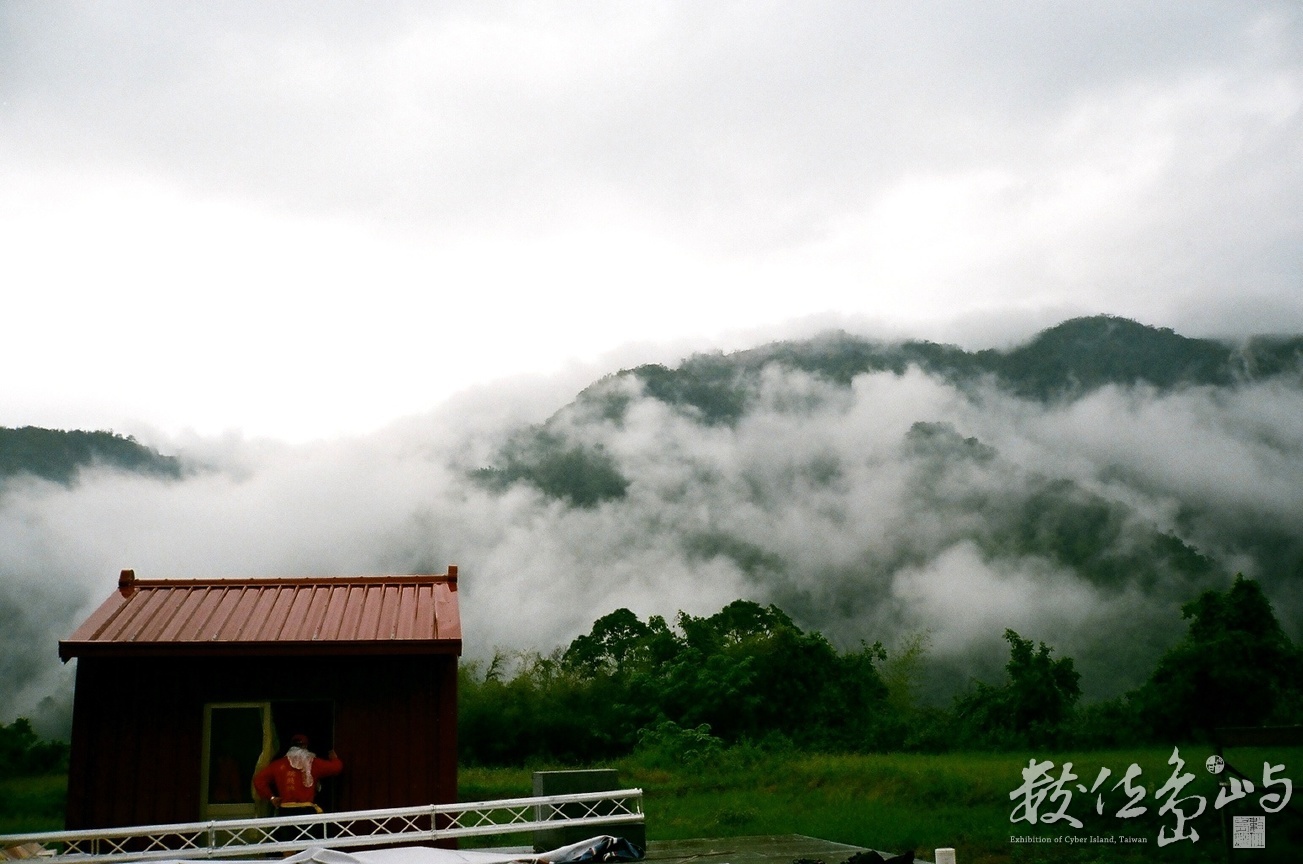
left=4, top=4, right=1303, bottom=446
left=4, top=342, right=1303, bottom=735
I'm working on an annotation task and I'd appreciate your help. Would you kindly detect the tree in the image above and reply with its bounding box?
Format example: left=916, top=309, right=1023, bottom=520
left=0, top=718, right=68, bottom=776
left=1137, top=575, right=1301, bottom=739
left=560, top=600, right=897, bottom=752
left=954, top=629, right=1081, bottom=748
left=562, top=608, right=654, bottom=676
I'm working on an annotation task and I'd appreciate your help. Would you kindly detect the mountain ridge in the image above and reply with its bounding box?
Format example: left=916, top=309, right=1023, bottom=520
left=478, top=314, right=1303, bottom=505
left=0, top=426, right=182, bottom=487
left=606, top=314, right=1303, bottom=425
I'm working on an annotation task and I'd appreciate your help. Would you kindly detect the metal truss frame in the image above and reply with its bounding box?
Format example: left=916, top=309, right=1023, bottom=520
left=0, top=788, right=644, bottom=862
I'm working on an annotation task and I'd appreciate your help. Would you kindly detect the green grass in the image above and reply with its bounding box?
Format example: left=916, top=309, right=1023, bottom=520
left=462, top=747, right=1302, bottom=863
left=0, top=774, right=67, bottom=834
left=7, top=747, right=1300, bottom=863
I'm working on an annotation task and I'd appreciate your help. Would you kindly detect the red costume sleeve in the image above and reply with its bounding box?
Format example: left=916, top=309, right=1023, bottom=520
left=313, top=754, right=344, bottom=780
left=253, top=759, right=279, bottom=800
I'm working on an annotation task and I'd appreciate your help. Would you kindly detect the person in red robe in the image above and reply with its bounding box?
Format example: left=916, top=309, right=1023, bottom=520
left=253, top=733, right=343, bottom=814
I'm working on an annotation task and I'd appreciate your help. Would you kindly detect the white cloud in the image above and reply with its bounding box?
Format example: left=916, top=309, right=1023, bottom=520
left=5, top=347, right=1303, bottom=727
left=2, top=3, right=1301, bottom=438
left=890, top=541, right=1098, bottom=655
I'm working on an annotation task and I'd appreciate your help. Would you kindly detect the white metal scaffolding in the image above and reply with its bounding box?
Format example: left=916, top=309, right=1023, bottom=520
left=0, top=789, right=644, bottom=863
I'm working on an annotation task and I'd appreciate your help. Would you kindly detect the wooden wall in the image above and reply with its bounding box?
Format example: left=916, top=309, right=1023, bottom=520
left=64, top=653, right=457, bottom=829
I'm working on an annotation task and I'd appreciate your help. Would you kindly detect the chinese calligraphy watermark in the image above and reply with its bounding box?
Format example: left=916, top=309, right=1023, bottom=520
left=1009, top=747, right=1293, bottom=848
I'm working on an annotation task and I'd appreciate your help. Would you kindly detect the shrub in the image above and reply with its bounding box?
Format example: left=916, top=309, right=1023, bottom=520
left=0, top=719, right=68, bottom=777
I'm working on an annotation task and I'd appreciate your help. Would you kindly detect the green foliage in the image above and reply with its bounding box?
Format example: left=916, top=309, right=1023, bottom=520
left=0, top=718, right=68, bottom=778
left=0, top=773, right=66, bottom=833
left=1235, top=333, right=1303, bottom=379
left=461, top=600, right=903, bottom=765
left=630, top=357, right=749, bottom=425
left=562, top=608, right=667, bottom=677
left=457, top=650, right=626, bottom=765
left=903, top=421, right=996, bottom=463
left=683, top=533, right=787, bottom=579
left=1135, top=574, right=1303, bottom=739
left=0, top=426, right=181, bottom=486
left=1002, top=631, right=1081, bottom=733
left=584, top=316, right=1292, bottom=431
left=648, top=602, right=895, bottom=750
left=953, top=630, right=1082, bottom=749
left=460, top=578, right=1295, bottom=765
left=472, top=430, right=628, bottom=507
left=879, top=631, right=931, bottom=716
left=960, top=473, right=1220, bottom=594
left=1068, top=696, right=1145, bottom=749
left=989, top=315, right=1237, bottom=399
left=634, top=720, right=725, bottom=767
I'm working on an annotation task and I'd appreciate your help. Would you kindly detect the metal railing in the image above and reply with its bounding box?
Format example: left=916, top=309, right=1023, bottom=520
left=0, top=788, right=644, bottom=862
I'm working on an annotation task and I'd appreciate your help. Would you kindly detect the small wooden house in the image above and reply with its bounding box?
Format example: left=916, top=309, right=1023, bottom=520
left=58, top=568, right=461, bottom=830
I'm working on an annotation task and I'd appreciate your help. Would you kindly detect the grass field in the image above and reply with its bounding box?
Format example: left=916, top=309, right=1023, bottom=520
left=466, top=746, right=1301, bottom=863
left=5, top=746, right=1299, bottom=863
left=0, top=774, right=66, bottom=835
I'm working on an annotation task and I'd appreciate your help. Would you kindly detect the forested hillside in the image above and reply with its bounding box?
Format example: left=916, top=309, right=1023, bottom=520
left=468, top=315, right=1303, bottom=701
left=477, top=315, right=1303, bottom=504
left=0, top=427, right=181, bottom=485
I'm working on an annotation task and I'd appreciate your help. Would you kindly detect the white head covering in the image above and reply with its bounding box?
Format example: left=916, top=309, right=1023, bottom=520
left=286, top=745, right=315, bottom=787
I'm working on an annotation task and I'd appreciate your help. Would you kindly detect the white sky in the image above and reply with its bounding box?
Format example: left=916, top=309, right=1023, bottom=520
left=3, top=2, right=1302, bottom=442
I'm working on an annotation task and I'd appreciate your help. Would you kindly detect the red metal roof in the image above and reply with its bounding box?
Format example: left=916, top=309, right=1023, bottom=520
left=59, top=569, right=461, bottom=660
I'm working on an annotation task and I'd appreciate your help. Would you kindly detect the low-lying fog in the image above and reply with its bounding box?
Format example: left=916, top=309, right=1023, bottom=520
left=4, top=356, right=1302, bottom=737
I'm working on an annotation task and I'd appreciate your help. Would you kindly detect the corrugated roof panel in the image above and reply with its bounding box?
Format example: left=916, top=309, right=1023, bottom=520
left=205, top=587, right=238, bottom=641
left=222, top=586, right=265, bottom=641
left=58, top=573, right=461, bottom=660
left=134, top=588, right=185, bottom=643
left=64, top=592, right=126, bottom=645
left=262, top=586, right=299, bottom=642
left=394, top=584, right=418, bottom=641
left=415, top=583, right=434, bottom=641
left=240, top=587, right=282, bottom=642
left=205, top=587, right=245, bottom=641
left=367, top=584, right=385, bottom=639
left=304, top=585, right=333, bottom=641
left=185, top=586, right=226, bottom=642
left=289, top=585, right=317, bottom=642
left=106, top=589, right=151, bottom=643
left=338, top=584, right=364, bottom=641
left=387, top=585, right=404, bottom=641
left=317, top=583, right=348, bottom=642
left=397, top=584, right=414, bottom=639
left=284, top=586, right=318, bottom=641
left=101, top=593, right=139, bottom=642
left=433, top=580, right=460, bottom=641
left=410, top=583, right=428, bottom=640
left=155, top=587, right=208, bottom=642
left=118, top=587, right=169, bottom=643
left=378, top=585, right=399, bottom=640
left=356, top=584, right=383, bottom=641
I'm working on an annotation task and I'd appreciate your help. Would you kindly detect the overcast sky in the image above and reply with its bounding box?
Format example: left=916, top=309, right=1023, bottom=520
left=4, top=2, right=1302, bottom=442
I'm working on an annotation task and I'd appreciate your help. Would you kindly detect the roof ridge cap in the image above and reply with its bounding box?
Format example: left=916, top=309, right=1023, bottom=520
left=132, top=574, right=453, bottom=587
